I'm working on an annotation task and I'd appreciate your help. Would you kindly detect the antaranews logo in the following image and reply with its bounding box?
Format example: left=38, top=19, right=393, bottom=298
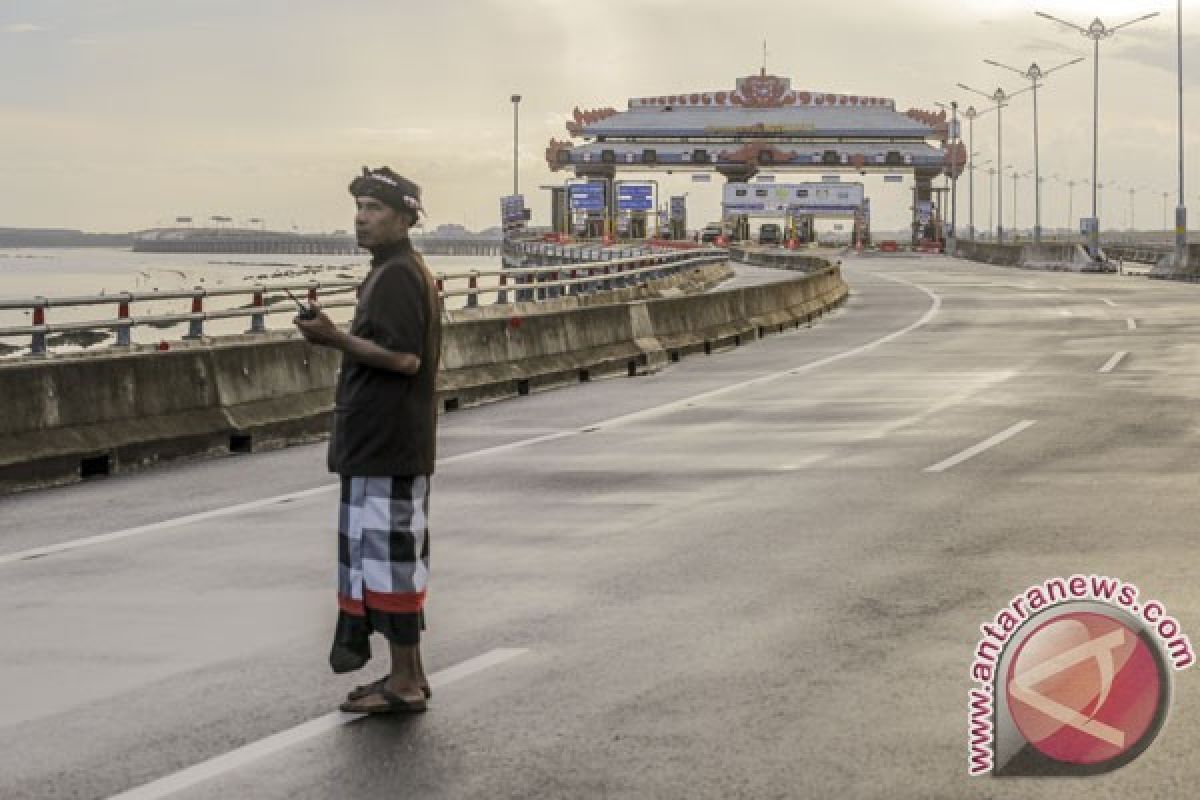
left=968, top=575, right=1194, bottom=777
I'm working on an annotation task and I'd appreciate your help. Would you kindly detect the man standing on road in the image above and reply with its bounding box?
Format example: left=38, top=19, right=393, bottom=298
left=294, top=167, right=442, bottom=713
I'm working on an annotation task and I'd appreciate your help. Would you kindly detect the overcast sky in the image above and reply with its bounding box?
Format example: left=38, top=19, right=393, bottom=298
left=1, top=0, right=1197, bottom=233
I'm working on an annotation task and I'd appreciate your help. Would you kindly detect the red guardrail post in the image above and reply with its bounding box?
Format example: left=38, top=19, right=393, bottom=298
left=247, top=287, right=266, bottom=333
left=31, top=300, right=46, bottom=356
left=185, top=290, right=205, bottom=339
left=116, top=296, right=132, bottom=347
left=467, top=271, right=479, bottom=308
left=496, top=271, right=509, bottom=305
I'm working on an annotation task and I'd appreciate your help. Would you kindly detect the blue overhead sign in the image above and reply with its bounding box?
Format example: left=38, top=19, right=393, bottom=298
left=569, top=183, right=606, bottom=211
left=617, top=184, right=654, bottom=211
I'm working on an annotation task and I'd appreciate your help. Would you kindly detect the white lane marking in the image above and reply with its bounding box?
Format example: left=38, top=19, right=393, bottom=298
left=1102, top=298, right=1118, bottom=307
left=923, top=420, right=1038, bottom=473
left=863, top=371, right=1019, bottom=440
left=1126, top=318, right=1137, bottom=330
left=1099, top=352, right=1128, bottom=374
left=3, top=273, right=941, bottom=566
left=1058, top=308, right=1073, bottom=317
left=439, top=431, right=576, bottom=465
left=106, top=648, right=527, bottom=800
left=0, top=485, right=337, bottom=566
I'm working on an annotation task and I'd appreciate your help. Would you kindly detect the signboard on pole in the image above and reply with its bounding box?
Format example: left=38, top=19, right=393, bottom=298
left=917, top=201, right=933, bottom=225
left=616, top=183, right=654, bottom=211
left=569, top=183, right=606, bottom=211
left=501, top=194, right=527, bottom=234
left=669, top=196, right=687, bottom=221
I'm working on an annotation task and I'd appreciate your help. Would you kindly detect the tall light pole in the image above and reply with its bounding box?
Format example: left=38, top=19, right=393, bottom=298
left=969, top=155, right=993, bottom=240
left=1068, top=178, right=1078, bottom=234
left=1176, top=0, right=1189, bottom=268
left=511, top=94, right=522, bottom=197
left=964, top=105, right=997, bottom=240
left=1011, top=168, right=1030, bottom=235
left=983, top=56, right=1084, bottom=246
left=987, top=166, right=997, bottom=237
left=958, top=82, right=1031, bottom=243
left=1036, top=10, right=1160, bottom=259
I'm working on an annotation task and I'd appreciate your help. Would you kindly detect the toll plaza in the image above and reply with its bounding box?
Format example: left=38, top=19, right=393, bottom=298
left=544, top=70, right=965, bottom=245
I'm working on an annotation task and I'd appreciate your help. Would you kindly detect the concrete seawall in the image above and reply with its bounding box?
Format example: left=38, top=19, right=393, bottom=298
left=0, top=259, right=846, bottom=493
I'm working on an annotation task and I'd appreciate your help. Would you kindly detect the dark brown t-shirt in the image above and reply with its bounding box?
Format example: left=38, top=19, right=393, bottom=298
left=327, top=238, right=442, bottom=476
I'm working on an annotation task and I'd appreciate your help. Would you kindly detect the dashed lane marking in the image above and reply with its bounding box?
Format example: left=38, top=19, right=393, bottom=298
left=1099, top=352, right=1128, bottom=373
left=923, top=420, right=1038, bottom=473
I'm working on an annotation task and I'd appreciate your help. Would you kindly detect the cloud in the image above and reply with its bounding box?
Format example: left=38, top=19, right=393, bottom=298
left=345, top=127, right=437, bottom=142
left=2, top=23, right=43, bottom=33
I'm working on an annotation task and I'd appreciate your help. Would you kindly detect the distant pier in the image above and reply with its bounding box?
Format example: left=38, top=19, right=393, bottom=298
left=132, top=227, right=501, bottom=257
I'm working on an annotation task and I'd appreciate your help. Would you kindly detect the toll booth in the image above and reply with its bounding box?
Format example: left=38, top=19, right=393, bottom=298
left=788, top=213, right=816, bottom=244
left=723, top=181, right=867, bottom=247
left=629, top=212, right=648, bottom=239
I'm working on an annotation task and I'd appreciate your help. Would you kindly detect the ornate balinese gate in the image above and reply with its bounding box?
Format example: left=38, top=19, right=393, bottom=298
left=546, top=71, right=965, bottom=244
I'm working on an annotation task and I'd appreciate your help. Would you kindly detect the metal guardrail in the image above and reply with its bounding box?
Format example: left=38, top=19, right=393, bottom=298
left=0, top=248, right=728, bottom=357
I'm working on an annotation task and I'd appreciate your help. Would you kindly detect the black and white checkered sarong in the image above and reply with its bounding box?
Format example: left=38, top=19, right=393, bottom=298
left=337, top=475, right=430, bottom=644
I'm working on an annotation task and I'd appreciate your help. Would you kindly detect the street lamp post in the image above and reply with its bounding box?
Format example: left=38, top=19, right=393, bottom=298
left=965, top=106, right=977, bottom=240
left=969, top=155, right=992, bottom=240
left=987, top=166, right=997, bottom=237
left=1011, top=168, right=1030, bottom=235
left=1068, top=179, right=1078, bottom=234
left=1036, top=10, right=1160, bottom=259
left=958, top=82, right=1032, bottom=243
left=511, top=94, right=522, bottom=197
left=1176, top=0, right=1189, bottom=268
left=984, top=56, right=1084, bottom=246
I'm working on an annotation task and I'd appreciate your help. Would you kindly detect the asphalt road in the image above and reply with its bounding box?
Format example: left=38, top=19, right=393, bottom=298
left=3, top=254, right=1200, bottom=799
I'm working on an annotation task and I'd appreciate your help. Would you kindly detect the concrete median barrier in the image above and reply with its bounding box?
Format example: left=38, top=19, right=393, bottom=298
left=0, top=260, right=846, bottom=493
left=955, top=241, right=1110, bottom=272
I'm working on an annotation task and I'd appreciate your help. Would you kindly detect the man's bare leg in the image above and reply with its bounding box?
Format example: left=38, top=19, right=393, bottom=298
left=340, top=640, right=426, bottom=712
left=416, top=647, right=431, bottom=698
left=383, top=641, right=425, bottom=702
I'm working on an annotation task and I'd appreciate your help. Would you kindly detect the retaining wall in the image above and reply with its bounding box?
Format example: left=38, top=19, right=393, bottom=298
left=0, top=261, right=846, bottom=493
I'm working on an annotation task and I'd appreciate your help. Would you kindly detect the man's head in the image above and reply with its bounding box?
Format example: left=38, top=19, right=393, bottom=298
left=349, top=167, right=424, bottom=250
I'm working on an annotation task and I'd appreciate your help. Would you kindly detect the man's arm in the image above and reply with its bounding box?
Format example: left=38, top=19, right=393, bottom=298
left=294, top=308, right=420, bottom=375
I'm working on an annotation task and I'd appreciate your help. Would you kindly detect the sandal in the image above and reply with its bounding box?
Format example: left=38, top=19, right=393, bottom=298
left=348, top=677, right=431, bottom=701
left=340, top=685, right=427, bottom=714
